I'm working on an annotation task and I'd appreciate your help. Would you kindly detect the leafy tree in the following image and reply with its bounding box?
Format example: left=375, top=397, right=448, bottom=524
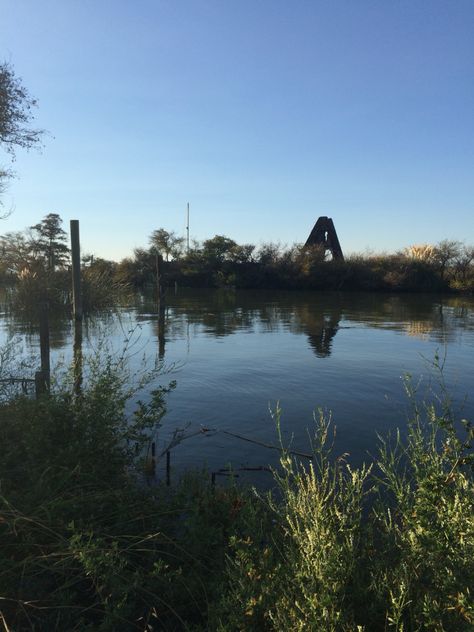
left=0, top=230, right=40, bottom=274
left=0, top=62, right=41, bottom=155
left=30, top=213, right=69, bottom=271
left=149, top=228, right=184, bottom=261
left=454, top=244, right=474, bottom=283
left=230, top=243, right=256, bottom=264
left=256, top=241, right=284, bottom=265
left=1, top=62, right=43, bottom=214
left=433, top=240, right=462, bottom=280
left=201, top=235, right=237, bottom=264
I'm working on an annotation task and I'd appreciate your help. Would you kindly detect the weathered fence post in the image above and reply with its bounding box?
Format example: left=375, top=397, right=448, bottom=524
left=158, top=307, right=165, bottom=360
left=73, top=319, right=83, bottom=396
left=70, top=220, right=83, bottom=395
left=36, top=301, right=50, bottom=396
left=70, top=219, right=83, bottom=321
left=155, top=249, right=166, bottom=307
left=35, top=370, right=48, bottom=398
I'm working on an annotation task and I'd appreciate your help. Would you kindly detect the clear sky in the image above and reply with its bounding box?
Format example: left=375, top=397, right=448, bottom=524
left=1, top=1, right=473, bottom=261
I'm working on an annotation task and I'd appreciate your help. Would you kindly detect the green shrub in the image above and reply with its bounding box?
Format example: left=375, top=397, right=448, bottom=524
left=214, top=396, right=474, bottom=631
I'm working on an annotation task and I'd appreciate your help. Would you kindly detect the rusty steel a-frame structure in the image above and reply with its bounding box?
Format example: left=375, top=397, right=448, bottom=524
left=304, top=216, right=344, bottom=260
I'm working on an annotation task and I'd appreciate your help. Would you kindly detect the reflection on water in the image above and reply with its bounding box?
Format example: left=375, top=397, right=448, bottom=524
left=134, top=289, right=474, bottom=356
left=1, top=288, right=474, bottom=478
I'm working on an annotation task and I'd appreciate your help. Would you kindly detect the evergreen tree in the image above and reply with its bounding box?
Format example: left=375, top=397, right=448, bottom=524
left=30, top=213, right=69, bottom=271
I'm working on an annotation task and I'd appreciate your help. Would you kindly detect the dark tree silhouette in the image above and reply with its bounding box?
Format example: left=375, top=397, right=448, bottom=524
left=0, top=62, right=42, bottom=156
left=149, top=228, right=184, bottom=261
left=30, top=213, right=69, bottom=271
left=1, top=62, right=43, bottom=214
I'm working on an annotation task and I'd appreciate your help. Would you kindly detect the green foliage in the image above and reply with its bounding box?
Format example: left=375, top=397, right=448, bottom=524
left=214, top=411, right=373, bottom=631
left=0, top=351, right=175, bottom=630
left=1, top=61, right=43, bottom=213
left=214, top=396, right=474, bottom=631
left=0, top=61, right=42, bottom=157
left=0, top=212, right=129, bottom=316
left=0, top=347, right=262, bottom=630
left=149, top=228, right=184, bottom=261
left=82, top=261, right=132, bottom=312
left=370, top=377, right=474, bottom=630
left=30, top=212, right=70, bottom=270
left=114, top=235, right=474, bottom=292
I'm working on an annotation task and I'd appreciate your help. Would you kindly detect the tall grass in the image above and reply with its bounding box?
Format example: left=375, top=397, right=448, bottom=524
left=214, top=394, right=474, bottom=631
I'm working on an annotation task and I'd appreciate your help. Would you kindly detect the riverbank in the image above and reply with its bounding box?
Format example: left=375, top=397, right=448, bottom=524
left=1, top=354, right=473, bottom=630
left=111, top=238, right=474, bottom=294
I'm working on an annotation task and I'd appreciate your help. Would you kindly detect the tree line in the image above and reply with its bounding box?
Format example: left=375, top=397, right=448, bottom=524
left=118, top=231, right=474, bottom=292
left=1, top=213, right=474, bottom=294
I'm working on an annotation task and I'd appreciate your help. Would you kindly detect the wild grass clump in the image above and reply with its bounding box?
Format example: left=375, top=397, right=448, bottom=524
left=82, top=264, right=133, bottom=313
left=213, top=411, right=372, bottom=631
left=213, top=393, right=474, bottom=631
left=10, top=268, right=70, bottom=318
left=6, top=266, right=130, bottom=324
left=370, top=390, right=474, bottom=630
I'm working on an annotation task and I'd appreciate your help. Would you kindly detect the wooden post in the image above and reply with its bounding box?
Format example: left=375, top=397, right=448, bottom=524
left=39, top=302, right=50, bottom=393
left=70, top=220, right=83, bottom=320
left=158, top=307, right=165, bottom=360
left=73, top=318, right=83, bottom=396
left=35, top=371, right=48, bottom=398
left=155, top=250, right=162, bottom=303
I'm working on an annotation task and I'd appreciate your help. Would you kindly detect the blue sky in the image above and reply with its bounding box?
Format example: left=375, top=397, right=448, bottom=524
left=1, top=1, right=473, bottom=260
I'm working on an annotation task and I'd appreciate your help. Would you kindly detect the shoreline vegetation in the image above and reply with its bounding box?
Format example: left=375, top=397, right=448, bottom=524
left=0, top=348, right=473, bottom=631
left=136, top=233, right=474, bottom=294
left=1, top=217, right=474, bottom=311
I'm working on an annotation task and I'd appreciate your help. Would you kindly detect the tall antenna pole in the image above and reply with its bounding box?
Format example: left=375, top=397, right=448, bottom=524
left=186, top=202, right=190, bottom=253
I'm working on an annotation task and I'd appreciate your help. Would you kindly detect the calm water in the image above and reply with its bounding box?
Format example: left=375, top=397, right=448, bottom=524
left=1, top=289, right=474, bottom=481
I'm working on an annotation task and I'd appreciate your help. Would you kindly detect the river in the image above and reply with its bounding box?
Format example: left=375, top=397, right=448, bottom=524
left=1, top=289, right=473, bottom=483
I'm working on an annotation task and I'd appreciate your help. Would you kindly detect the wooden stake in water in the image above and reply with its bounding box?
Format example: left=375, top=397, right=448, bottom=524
left=155, top=249, right=161, bottom=304
left=38, top=301, right=50, bottom=394
left=158, top=307, right=165, bottom=360
left=70, top=220, right=83, bottom=320
left=35, top=371, right=48, bottom=398
left=73, top=318, right=83, bottom=396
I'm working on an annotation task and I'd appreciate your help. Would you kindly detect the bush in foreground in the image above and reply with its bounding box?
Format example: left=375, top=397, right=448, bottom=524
left=0, top=356, right=239, bottom=630
left=215, top=399, right=474, bottom=631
